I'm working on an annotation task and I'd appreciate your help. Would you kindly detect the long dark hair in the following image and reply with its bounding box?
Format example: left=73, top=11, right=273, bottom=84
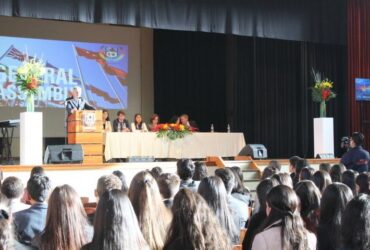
left=318, top=183, right=353, bottom=250
left=134, top=113, right=143, bottom=129
left=356, top=173, right=370, bottom=194
left=164, top=189, right=231, bottom=250
left=258, top=185, right=309, bottom=250
left=294, top=181, right=321, bottom=233
left=329, top=164, right=345, bottom=182
left=40, top=185, right=89, bottom=250
left=342, top=169, right=358, bottom=196
left=86, top=189, right=148, bottom=250
left=193, top=162, right=208, bottom=181
left=102, top=109, right=110, bottom=121
left=198, top=176, right=239, bottom=243
left=230, top=166, right=250, bottom=194
left=312, top=170, right=332, bottom=193
left=341, top=194, right=370, bottom=250
left=128, top=171, right=171, bottom=250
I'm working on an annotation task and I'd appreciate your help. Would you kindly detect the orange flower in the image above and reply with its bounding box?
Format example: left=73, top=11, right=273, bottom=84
left=27, top=77, right=38, bottom=90
left=179, top=124, right=185, bottom=131
left=162, top=124, right=169, bottom=130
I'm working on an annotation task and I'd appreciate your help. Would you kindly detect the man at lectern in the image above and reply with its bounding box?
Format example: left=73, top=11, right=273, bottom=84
left=66, top=86, right=95, bottom=116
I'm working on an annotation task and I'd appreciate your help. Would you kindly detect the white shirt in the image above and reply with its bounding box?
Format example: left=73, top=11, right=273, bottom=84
left=131, top=122, right=148, bottom=132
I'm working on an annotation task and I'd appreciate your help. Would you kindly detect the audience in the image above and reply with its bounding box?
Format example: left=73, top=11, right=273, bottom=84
left=319, top=163, right=331, bottom=173
left=34, top=185, right=92, bottom=250
left=340, top=194, right=370, bottom=250
left=356, top=173, right=370, bottom=194
left=242, top=178, right=279, bottom=250
left=330, top=164, right=345, bottom=182
left=150, top=166, right=163, bottom=180
left=312, top=170, right=332, bottom=193
left=198, top=176, right=239, bottom=244
left=292, top=158, right=309, bottom=186
left=129, top=171, right=171, bottom=250
left=13, top=174, right=51, bottom=245
left=271, top=173, right=293, bottom=188
left=176, top=159, right=198, bottom=192
left=112, top=170, right=129, bottom=193
left=193, top=161, right=208, bottom=181
left=82, top=189, right=149, bottom=250
left=317, top=183, right=353, bottom=250
left=251, top=185, right=317, bottom=250
left=267, top=160, right=282, bottom=171
left=294, top=180, right=321, bottom=233
left=299, top=167, right=315, bottom=181
left=215, top=168, right=249, bottom=228
left=230, top=167, right=251, bottom=205
left=340, top=132, right=370, bottom=173
left=288, top=155, right=301, bottom=180
left=261, top=166, right=279, bottom=180
left=163, top=189, right=231, bottom=250
left=22, top=166, right=46, bottom=204
left=342, top=169, right=359, bottom=196
left=157, top=173, right=181, bottom=208
left=1, top=176, right=30, bottom=214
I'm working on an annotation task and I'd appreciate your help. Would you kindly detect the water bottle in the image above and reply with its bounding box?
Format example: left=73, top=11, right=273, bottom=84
left=210, top=124, right=214, bottom=133
left=227, top=124, right=231, bottom=133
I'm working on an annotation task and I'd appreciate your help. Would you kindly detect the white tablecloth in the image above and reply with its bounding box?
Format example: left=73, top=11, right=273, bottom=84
left=104, top=132, right=246, bottom=160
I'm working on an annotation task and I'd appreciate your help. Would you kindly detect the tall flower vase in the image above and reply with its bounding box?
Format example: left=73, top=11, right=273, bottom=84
left=26, top=94, right=35, bottom=112
left=320, top=101, right=326, bottom=117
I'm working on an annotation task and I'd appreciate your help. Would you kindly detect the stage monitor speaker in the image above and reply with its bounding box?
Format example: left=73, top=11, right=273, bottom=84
left=239, top=144, right=268, bottom=159
left=44, top=144, right=84, bottom=164
left=316, top=153, right=335, bottom=159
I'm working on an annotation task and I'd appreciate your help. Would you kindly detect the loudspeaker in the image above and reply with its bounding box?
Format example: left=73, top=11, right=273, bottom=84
left=316, top=153, right=335, bottom=159
left=44, top=144, right=84, bottom=164
left=239, top=144, right=268, bottom=159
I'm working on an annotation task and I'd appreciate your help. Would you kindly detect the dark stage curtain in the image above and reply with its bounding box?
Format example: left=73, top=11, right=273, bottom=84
left=347, top=0, right=370, bottom=150
left=0, top=0, right=346, bottom=45
left=154, top=30, right=346, bottom=158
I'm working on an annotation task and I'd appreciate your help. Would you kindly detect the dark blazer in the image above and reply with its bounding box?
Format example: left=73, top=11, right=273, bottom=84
left=66, top=97, right=95, bottom=116
left=340, top=146, right=370, bottom=173
left=13, top=203, right=48, bottom=245
left=112, top=118, right=130, bottom=132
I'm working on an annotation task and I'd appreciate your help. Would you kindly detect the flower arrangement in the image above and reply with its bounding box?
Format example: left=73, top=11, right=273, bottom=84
left=311, top=69, right=336, bottom=117
left=155, top=123, right=193, bottom=140
left=16, top=57, right=45, bottom=112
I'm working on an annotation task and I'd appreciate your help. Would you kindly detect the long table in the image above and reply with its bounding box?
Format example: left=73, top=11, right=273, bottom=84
left=104, top=132, right=246, bottom=160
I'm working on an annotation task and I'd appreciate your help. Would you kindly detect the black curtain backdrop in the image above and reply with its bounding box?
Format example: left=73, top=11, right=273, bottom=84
left=0, top=0, right=346, bottom=45
left=154, top=30, right=346, bottom=158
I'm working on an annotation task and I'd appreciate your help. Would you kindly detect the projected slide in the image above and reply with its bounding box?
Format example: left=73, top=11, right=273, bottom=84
left=355, top=78, right=370, bottom=101
left=0, top=36, right=128, bottom=109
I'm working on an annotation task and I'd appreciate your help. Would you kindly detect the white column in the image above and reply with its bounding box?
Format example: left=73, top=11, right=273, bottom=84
left=314, top=117, right=334, bottom=157
left=20, top=112, right=43, bottom=165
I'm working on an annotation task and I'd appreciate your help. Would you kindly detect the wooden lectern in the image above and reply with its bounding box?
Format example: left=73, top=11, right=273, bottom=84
left=67, top=110, right=103, bottom=164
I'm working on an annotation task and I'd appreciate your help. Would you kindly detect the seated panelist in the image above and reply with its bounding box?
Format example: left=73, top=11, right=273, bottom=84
left=66, top=86, right=95, bottom=116
left=131, top=113, right=148, bottom=132
left=113, top=110, right=130, bottom=132
left=180, top=114, right=198, bottom=131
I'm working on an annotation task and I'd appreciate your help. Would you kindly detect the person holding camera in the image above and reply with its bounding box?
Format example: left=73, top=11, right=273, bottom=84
left=340, top=132, right=370, bottom=173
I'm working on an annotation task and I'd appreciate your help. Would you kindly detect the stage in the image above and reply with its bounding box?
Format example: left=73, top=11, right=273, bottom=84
left=0, top=158, right=340, bottom=201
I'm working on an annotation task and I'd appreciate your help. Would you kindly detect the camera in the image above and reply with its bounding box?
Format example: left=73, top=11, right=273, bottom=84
left=341, top=136, right=350, bottom=151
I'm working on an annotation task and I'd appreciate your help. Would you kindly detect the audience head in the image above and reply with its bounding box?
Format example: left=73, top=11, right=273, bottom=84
left=319, top=163, right=331, bottom=173
left=41, top=185, right=89, bottom=250
left=90, top=189, right=149, bottom=250
left=312, top=170, right=332, bottom=193
left=341, top=194, right=370, bottom=250
left=330, top=164, right=345, bottom=182
left=95, top=174, right=122, bottom=199
left=342, top=169, right=358, bottom=196
left=102, top=109, right=110, bottom=121
left=356, top=173, right=370, bottom=194
left=289, top=156, right=301, bottom=173
left=198, top=176, right=238, bottom=242
left=230, top=166, right=249, bottom=194
left=0, top=208, right=13, bottom=250
left=299, top=167, right=315, bottom=181
left=27, top=174, right=51, bottom=203
left=164, top=189, right=231, bottom=250
left=176, top=159, right=195, bottom=181
left=157, top=173, right=181, bottom=200
left=112, top=170, right=129, bottom=193
left=30, top=166, right=45, bottom=177
left=255, top=178, right=279, bottom=213
left=214, top=168, right=235, bottom=194
left=261, top=166, right=279, bottom=180
left=267, top=160, right=282, bottom=171
left=261, top=185, right=309, bottom=249
left=128, top=171, right=170, bottom=250
left=150, top=167, right=163, bottom=180
left=271, top=173, right=293, bottom=189
left=193, top=162, right=208, bottom=181
left=295, top=158, right=309, bottom=176
left=350, top=132, right=364, bottom=147
left=1, top=176, right=24, bottom=200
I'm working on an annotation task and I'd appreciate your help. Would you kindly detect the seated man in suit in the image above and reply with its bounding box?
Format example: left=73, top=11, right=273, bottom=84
left=13, top=174, right=51, bottom=245
left=112, top=110, right=130, bottom=132
left=180, top=114, right=198, bottom=131
left=66, top=86, right=95, bottom=116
